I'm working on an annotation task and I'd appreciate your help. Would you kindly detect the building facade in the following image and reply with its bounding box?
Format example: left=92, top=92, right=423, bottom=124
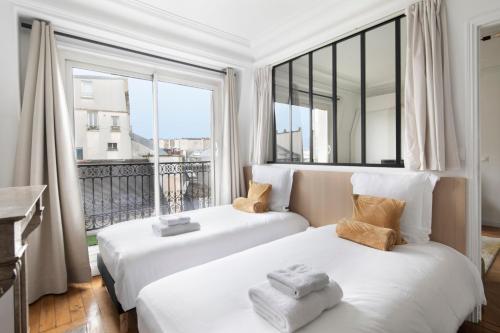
left=73, top=75, right=135, bottom=161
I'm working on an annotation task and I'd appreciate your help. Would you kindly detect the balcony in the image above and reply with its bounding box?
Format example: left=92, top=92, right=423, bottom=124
left=77, top=161, right=211, bottom=232
left=110, top=125, right=121, bottom=132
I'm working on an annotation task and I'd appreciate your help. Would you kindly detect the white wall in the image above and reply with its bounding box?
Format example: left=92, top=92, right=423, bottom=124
left=0, top=4, right=19, bottom=331
left=0, top=1, right=21, bottom=188
left=480, top=33, right=500, bottom=227
left=0, top=0, right=20, bottom=326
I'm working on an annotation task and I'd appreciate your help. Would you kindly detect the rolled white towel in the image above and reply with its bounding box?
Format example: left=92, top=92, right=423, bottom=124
left=249, top=280, right=343, bottom=333
left=152, top=222, right=200, bottom=237
left=158, top=215, right=191, bottom=226
left=267, top=264, right=330, bottom=299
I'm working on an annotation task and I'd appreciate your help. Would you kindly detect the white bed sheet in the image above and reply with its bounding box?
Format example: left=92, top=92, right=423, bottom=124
left=97, top=205, right=309, bottom=311
left=137, top=225, right=485, bottom=333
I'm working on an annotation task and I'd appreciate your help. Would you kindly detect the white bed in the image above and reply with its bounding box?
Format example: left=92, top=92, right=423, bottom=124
left=97, top=204, right=309, bottom=311
left=136, top=224, right=485, bottom=333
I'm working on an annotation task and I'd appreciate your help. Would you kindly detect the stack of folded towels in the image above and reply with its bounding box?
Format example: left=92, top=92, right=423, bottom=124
left=152, top=215, right=200, bottom=237
left=249, top=264, right=343, bottom=333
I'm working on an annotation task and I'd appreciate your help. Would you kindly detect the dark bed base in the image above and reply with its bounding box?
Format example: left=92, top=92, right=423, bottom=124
left=97, top=253, right=125, bottom=314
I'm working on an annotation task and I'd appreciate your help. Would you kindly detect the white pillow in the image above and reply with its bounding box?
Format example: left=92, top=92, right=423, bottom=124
left=351, top=172, right=439, bottom=243
left=252, top=165, right=294, bottom=212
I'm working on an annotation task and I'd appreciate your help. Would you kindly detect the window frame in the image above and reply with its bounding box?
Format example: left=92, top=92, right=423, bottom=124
left=75, top=147, right=83, bottom=160
left=271, top=15, right=405, bottom=168
left=80, top=79, right=94, bottom=98
left=61, top=47, right=222, bottom=210
left=107, top=142, right=118, bottom=151
left=87, top=110, right=98, bottom=130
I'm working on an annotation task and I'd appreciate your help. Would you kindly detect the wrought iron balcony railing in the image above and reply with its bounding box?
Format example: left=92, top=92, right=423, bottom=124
left=77, top=160, right=211, bottom=231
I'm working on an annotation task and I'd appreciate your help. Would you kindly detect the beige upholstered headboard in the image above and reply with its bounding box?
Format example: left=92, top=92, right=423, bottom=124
left=243, top=167, right=466, bottom=254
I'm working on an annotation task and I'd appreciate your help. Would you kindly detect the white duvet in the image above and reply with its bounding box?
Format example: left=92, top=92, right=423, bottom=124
left=97, top=205, right=309, bottom=311
left=137, top=225, right=485, bottom=333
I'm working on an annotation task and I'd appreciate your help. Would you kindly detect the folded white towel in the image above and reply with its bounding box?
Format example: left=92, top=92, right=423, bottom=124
left=249, top=281, right=343, bottom=333
left=158, top=215, right=191, bottom=226
left=152, top=222, right=200, bottom=237
left=267, top=264, right=330, bottom=299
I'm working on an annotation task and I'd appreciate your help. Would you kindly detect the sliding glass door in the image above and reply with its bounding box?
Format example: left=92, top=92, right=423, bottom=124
left=157, top=80, right=213, bottom=215
left=71, top=65, right=214, bottom=234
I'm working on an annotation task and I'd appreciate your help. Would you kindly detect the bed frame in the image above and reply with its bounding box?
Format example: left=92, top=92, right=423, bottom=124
left=97, top=254, right=138, bottom=332
left=243, top=167, right=466, bottom=254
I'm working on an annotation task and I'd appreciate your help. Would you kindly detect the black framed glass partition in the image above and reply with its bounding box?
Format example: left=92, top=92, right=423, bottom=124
left=272, top=15, right=405, bottom=167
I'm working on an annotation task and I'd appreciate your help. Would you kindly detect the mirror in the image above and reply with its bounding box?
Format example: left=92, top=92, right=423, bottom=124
left=312, top=46, right=333, bottom=163
left=274, top=63, right=291, bottom=162
left=272, top=17, right=405, bottom=167
left=336, top=35, right=362, bottom=164
left=365, top=22, right=396, bottom=164
left=291, top=55, right=311, bottom=162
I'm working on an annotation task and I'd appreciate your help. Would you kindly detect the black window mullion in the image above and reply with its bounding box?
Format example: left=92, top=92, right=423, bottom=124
left=272, top=66, right=277, bottom=162
left=288, top=62, right=293, bottom=162
left=332, top=43, right=338, bottom=164
left=361, top=32, right=366, bottom=165
left=395, top=19, right=402, bottom=165
left=308, top=53, right=314, bottom=163
left=271, top=15, right=405, bottom=168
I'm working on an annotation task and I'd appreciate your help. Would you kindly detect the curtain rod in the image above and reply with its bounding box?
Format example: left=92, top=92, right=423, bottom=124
left=20, top=22, right=227, bottom=75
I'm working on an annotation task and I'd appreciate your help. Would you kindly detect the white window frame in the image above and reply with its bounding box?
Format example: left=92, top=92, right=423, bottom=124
left=80, top=80, right=94, bottom=98
left=107, top=142, right=118, bottom=151
left=60, top=44, right=223, bottom=211
left=75, top=147, right=84, bottom=160
left=87, top=111, right=98, bottom=130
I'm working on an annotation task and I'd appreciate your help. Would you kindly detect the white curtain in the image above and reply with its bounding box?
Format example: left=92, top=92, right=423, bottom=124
left=405, top=0, right=460, bottom=171
left=250, top=66, right=273, bottom=164
left=215, top=68, right=244, bottom=204
left=14, top=20, right=91, bottom=303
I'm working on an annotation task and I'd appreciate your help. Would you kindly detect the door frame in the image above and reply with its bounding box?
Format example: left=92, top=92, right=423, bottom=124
left=466, top=9, right=500, bottom=322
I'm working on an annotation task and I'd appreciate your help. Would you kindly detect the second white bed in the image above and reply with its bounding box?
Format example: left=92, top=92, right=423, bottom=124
left=97, top=204, right=309, bottom=311
left=137, top=224, right=485, bottom=333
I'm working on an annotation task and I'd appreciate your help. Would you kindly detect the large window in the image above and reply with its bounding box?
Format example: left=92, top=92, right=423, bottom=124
left=72, top=66, right=214, bottom=233
left=272, top=16, right=406, bottom=167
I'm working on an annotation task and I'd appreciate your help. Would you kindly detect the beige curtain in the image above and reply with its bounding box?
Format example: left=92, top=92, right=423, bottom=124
left=14, top=20, right=91, bottom=303
left=250, top=66, right=273, bottom=164
left=215, top=68, right=243, bottom=204
left=405, top=0, right=460, bottom=171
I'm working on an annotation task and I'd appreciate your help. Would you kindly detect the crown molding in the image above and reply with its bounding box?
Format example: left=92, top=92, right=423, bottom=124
left=253, top=0, right=414, bottom=66
left=11, top=0, right=254, bottom=68
left=10, top=0, right=420, bottom=71
left=113, top=0, right=251, bottom=47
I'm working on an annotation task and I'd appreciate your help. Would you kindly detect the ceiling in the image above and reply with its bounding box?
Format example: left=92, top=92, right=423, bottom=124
left=128, top=0, right=343, bottom=44
left=14, top=0, right=413, bottom=67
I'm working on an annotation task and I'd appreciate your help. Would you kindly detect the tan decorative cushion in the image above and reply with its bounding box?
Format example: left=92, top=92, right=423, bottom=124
left=232, top=197, right=267, bottom=213
left=336, top=218, right=398, bottom=251
left=352, top=194, right=406, bottom=245
left=248, top=180, right=272, bottom=204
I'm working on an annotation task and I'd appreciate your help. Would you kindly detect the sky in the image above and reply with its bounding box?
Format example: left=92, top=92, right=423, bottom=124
left=73, top=68, right=211, bottom=140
